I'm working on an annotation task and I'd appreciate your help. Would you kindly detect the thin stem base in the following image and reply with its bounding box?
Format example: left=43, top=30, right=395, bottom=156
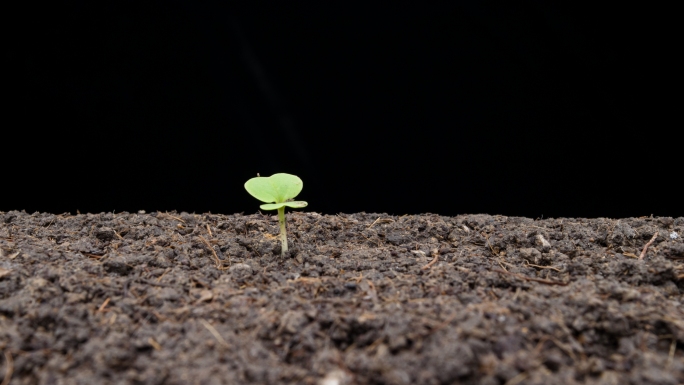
left=278, top=207, right=287, bottom=257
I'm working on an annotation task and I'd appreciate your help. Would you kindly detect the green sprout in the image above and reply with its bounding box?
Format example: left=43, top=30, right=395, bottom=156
left=244, top=173, right=308, bottom=257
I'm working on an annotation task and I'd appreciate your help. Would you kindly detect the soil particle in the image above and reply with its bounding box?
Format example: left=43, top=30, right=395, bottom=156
left=1, top=211, right=684, bottom=384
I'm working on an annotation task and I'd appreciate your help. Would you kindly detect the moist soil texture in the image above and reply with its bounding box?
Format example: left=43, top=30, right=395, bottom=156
left=2, top=211, right=684, bottom=385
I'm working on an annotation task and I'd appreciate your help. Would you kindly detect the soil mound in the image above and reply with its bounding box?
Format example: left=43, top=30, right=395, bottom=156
left=1, top=211, right=683, bottom=384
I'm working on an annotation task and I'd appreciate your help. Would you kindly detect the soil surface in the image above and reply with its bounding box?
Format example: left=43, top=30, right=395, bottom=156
left=1, top=211, right=684, bottom=385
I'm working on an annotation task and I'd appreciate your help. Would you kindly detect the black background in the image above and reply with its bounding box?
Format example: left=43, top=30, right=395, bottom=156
left=3, top=2, right=675, bottom=218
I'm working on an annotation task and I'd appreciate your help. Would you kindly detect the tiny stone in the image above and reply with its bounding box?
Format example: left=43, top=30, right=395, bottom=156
left=229, top=263, right=253, bottom=278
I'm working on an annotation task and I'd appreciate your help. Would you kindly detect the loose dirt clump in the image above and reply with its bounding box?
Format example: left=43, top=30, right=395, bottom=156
left=1, top=211, right=684, bottom=384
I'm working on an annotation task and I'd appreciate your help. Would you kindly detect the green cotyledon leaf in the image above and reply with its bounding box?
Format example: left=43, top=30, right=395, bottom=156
left=244, top=173, right=304, bottom=204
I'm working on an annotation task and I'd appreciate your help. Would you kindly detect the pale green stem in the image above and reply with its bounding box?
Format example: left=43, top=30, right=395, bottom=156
left=278, top=206, right=287, bottom=257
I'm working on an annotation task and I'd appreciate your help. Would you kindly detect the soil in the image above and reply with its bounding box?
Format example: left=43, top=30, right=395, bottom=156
left=1, top=211, right=684, bottom=385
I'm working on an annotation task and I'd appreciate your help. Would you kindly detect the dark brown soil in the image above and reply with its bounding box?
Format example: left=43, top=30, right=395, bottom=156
left=1, top=211, right=684, bottom=385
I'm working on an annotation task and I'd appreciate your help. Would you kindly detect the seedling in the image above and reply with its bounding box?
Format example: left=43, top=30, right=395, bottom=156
left=244, top=173, right=308, bottom=257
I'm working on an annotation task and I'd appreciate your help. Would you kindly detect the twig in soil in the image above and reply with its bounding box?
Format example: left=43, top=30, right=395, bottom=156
left=527, top=225, right=550, bottom=231
left=367, top=217, right=393, bottom=229
left=148, top=337, right=162, bottom=351
left=97, top=297, right=111, bottom=312
left=343, top=342, right=357, bottom=354
left=512, top=287, right=521, bottom=301
left=667, top=339, right=677, bottom=368
left=206, top=224, right=212, bottom=237
left=367, top=217, right=381, bottom=229
left=139, top=279, right=176, bottom=288
left=292, top=276, right=323, bottom=284
left=639, top=232, right=659, bottom=260
left=198, top=235, right=230, bottom=269
left=493, top=269, right=569, bottom=286
left=44, top=217, right=56, bottom=229
left=498, top=261, right=508, bottom=272
left=1, top=350, right=13, bottom=385
left=194, top=290, right=213, bottom=304
left=524, top=261, right=561, bottom=272
left=486, top=238, right=497, bottom=256
left=163, top=211, right=186, bottom=224
left=360, top=233, right=381, bottom=247
left=504, top=371, right=528, bottom=385
left=421, top=249, right=440, bottom=270
left=424, top=312, right=459, bottom=337
left=84, top=253, right=105, bottom=259
left=364, top=337, right=385, bottom=353
left=199, top=319, right=230, bottom=348
left=156, top=267, right=171, bottom=282
left=364, top=280, right=379, bottom=302
left=534, top=335, right=576, bottom=362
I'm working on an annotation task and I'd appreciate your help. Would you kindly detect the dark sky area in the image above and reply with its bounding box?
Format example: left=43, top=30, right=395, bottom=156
left=2, top=3, right=674, bottom=218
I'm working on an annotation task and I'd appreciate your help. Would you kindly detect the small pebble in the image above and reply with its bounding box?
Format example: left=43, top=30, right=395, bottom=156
left=670, top=232, right=679, bottom=240
left=344, top=282, right=357, bottom=290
